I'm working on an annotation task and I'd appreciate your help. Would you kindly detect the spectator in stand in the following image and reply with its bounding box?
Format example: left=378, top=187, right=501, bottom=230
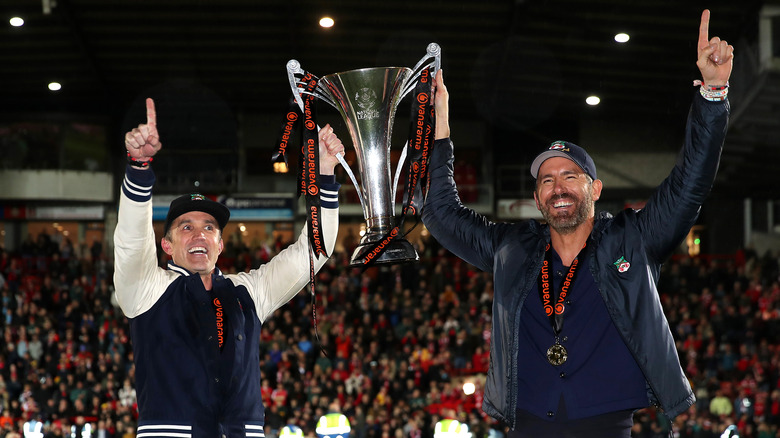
left=710, top=388, right=734, bottom=419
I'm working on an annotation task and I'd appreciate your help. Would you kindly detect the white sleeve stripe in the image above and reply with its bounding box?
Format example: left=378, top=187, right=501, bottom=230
left=124, top=176, right=153, bottom=192
left=122, top=180, right=152, bottom=198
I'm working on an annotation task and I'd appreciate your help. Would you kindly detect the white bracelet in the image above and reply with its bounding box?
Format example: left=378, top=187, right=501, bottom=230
left=693, top=80, right=728, bottom=102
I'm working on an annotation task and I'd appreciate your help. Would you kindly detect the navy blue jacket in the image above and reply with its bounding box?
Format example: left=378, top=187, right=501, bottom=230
left=129, top=266, right=266, bottom=438
left=422, top=95, right=728, bottom=429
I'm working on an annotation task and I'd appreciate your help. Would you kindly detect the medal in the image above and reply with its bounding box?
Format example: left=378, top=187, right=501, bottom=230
left=547, top=342, right=568, bottom=366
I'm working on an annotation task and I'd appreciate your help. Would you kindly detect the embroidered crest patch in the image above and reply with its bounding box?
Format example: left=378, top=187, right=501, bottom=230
left=613, top=256, right=630, bottom=273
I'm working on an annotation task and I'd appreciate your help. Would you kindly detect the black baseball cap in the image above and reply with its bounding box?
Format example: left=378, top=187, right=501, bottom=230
left=163, top=194, right=230, bottom=235
left=530, top=140, right=597, bottom=181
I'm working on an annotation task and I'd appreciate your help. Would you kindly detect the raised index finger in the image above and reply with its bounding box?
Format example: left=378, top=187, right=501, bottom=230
left=698, top=9, right=711, bottom=50
left=146, top=98, right=157, bottom=127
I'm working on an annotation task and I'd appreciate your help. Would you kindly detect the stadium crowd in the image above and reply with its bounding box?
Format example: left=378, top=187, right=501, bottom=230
left=0, top=228, right=779, bottom=438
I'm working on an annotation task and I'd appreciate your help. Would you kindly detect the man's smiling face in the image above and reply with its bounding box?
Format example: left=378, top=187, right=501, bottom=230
left=162, top=211, right=224, bottom=275
left=534, top=157, right=602, bottom=235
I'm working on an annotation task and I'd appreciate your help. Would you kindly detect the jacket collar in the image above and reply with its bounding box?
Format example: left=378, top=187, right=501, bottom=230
left=167, top=261, right=224, bottom=278
left=590, top=211, right=613, bottom=242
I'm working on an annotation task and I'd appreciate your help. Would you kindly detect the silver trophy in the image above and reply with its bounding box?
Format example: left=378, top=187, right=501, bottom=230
left=287, top=43, right=441, bottom=266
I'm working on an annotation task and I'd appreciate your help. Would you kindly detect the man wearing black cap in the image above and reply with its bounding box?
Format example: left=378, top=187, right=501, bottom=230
left=113, top=98, right=344, bottom=438
left=423, top=10, right=731, bottom=438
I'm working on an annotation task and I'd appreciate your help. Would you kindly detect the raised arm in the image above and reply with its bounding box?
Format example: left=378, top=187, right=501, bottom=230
left=422, top=70, right=507, bottom=272
left=114, top=98, right=168, bottom=317
left=237, top=124, right=344, bottom=321
left=637, top=10, right=731, bottom=262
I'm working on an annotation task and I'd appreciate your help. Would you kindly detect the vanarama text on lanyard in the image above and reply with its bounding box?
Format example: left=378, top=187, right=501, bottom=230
left=537, top=242, right=587, bottom=366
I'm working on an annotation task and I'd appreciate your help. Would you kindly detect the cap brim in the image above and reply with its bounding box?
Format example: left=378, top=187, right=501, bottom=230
left=165, top=201, right=230, bottom=234
left=530, top=150, right=578, bottom=178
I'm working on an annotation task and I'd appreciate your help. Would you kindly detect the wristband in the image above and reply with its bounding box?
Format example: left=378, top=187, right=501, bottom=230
left=699, top=86, right=728, bottom=101
left=127, top=152, right=153, bottom=169
left=693, top=80, right=729, bottom=102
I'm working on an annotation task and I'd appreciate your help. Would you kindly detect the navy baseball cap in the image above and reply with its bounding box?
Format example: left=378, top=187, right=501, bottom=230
left=530, top=140, right=597, bottom=181
left=163, top=194, right=230, bottom=235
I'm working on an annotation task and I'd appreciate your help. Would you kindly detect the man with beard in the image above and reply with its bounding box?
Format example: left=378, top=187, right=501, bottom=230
left=422, top=9, right=731, bottom=438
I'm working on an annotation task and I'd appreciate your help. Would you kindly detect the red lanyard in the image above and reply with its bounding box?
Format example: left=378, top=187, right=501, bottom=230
left=537, top=242, right=587, bottom=336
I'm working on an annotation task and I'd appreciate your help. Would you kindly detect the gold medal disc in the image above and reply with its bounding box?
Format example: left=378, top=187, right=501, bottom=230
left=547, top=343, right=568, bottom=366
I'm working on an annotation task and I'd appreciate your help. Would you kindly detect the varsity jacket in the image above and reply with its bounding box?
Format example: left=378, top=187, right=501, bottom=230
left=114, top=166, right=340, bottom=438
left=422, top=95, right=728, bottom=429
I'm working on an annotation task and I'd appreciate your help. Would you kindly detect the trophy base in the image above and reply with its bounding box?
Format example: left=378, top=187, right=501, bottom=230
left=348, top=237, right=419, bottom=267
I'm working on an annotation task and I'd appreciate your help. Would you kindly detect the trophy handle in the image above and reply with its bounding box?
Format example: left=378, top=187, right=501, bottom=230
left=286, top=60, right=338, bottom=109
left=285, top=59, right=306, bottom=110
left=286, top=59, right=365, bottom=208
left=391, top=141, right=409, bottom=202
left=400, top=42, right=441, bottom=99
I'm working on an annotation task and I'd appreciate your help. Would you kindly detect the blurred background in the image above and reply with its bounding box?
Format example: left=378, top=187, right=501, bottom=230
left=1, top=0, right=779, bottom=255
left=1, top=1, right=780, bottom=437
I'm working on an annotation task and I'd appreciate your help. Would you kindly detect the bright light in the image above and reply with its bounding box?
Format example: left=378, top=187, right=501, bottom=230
left=10, top=17, right=24, bottom=27
left=462, top=382, right=475, bottom=395
left=585, top=95, right=600, bottom=106
left=48, top=82, right=61, bottom=91
left=239, top=224, right=247, bottom=233
left=614, top=33, right=630, bottom=43
left=319, top=16, right=334, bottom=28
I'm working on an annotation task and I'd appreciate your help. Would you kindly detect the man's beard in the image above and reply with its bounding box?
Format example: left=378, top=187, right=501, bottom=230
left=539, top=189, right=593, bottom=235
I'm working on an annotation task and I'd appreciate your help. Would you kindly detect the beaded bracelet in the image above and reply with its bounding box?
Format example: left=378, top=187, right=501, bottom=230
left=693, top=80, right=729, bottom=102
left=127, top=152, right=153, bottom=169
